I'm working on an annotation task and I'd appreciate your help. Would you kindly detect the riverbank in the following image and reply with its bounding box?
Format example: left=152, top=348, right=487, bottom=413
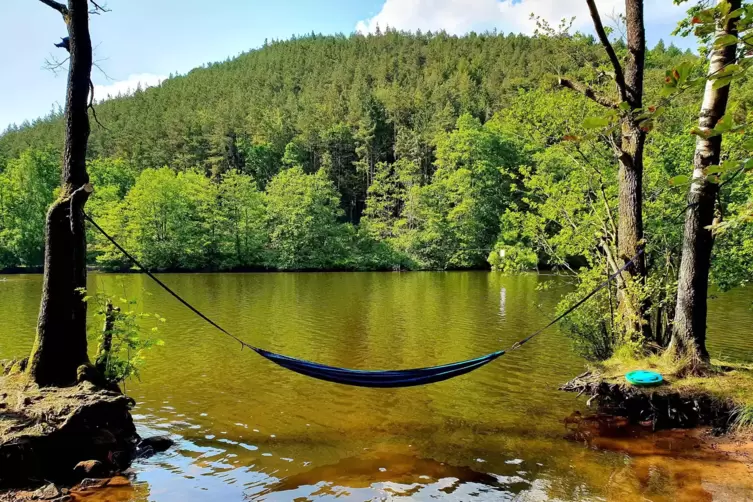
left=0, top=362, right=172, bottom=493
left=0, top=369, right=138, bottom=488
left=562, top=355, right=753, bottom=431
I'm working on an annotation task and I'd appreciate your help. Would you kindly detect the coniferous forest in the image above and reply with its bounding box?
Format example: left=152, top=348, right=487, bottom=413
left=0, top=30, right=751, bottom=289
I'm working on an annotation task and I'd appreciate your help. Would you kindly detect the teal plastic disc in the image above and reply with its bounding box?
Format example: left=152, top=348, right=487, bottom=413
left=625, top=370, right=663, bottom=387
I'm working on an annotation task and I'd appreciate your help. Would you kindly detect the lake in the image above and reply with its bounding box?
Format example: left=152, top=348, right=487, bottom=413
left=1, top=272, right=752, bottom=501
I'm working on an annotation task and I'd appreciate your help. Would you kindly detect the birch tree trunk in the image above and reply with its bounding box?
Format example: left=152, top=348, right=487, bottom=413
left=670, top=0, right=741, bottom=367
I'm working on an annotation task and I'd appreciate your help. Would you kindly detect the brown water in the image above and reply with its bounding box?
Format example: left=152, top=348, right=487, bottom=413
left=1, top=272, right=752, bottom=501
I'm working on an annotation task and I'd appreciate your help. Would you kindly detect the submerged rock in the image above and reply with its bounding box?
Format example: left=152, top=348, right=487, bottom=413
left=35, top=483, right=63, bottom=500
left=136, top=435, right=174, bottom=458
left=73, top=460, right=109, bottom=478
left=0, top=374, right=139, bottom=488
left=75, top=478, right=110, bottom=490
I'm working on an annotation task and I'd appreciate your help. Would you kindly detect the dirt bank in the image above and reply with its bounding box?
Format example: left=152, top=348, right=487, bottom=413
left=562, top=370, right=737, bottom=430
left=0, top=371, right=139, bottom=488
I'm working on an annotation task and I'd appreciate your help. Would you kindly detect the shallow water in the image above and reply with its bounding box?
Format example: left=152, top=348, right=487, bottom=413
left=1, top=272, right=752, bottom=501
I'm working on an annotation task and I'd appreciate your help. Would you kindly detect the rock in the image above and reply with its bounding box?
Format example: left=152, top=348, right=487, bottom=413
left=137, top=435, right=174, bottom=458
left=32, top=483, right=60, bottom=499
left=73, top=459, right=108, bottom=478
left=76, top=363, right=121, bottom=393
left=0, top=375, right=139, bottom=488
left=7, top=490, right=35, bottom=501
left=106, top=476, right=131, bottom=487
left=91, top=428, right=117, bottom=447
left=75, top=478, right=109, bottom=490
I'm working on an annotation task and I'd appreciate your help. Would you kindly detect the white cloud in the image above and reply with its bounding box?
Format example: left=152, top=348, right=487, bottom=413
left=93, top=73, right=166, bottom=102
left=356, top=0, right=505, bottom=35
left=356, top=0, right=686, bottom=37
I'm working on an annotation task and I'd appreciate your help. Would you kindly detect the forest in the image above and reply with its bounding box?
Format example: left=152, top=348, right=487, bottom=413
left=0, top=30, right=704, bottom=270
left=1, top=24, right=753, bottom=357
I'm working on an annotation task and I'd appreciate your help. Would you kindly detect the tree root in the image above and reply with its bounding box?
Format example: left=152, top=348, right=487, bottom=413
left=561, top=371, right=733, bottom=432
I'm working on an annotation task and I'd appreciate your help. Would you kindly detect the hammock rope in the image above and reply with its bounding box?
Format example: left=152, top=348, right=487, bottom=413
left=85, top=213, right=642, bottom=388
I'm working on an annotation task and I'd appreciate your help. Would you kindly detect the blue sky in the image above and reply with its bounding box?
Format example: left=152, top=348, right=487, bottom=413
left=1, top=0, right=693, bottom=131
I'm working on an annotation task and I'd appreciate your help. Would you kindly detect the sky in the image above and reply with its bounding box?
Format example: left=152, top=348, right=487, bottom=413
left=0, top=0, right=693, bottom=131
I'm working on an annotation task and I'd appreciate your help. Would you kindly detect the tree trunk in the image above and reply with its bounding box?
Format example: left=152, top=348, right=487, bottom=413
left=95, top=301, right=118, bottom=375
left=615, top=0, right=648, bottom=340
left=27, top=0, right=94, bottom=386
left=670, top=0, right=740, bottom=367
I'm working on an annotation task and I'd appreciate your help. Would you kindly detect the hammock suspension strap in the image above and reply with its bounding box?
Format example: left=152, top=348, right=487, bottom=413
left=85, top=213, right=641, bottom=388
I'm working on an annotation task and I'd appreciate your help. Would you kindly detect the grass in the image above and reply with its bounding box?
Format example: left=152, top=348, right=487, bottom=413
left=596, top=349, right=753, bottom=429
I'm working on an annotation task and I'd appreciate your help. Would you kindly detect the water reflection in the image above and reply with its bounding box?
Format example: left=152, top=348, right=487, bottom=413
left=499, top=287, right=506, bottom=319
left=1, top=272, right=752, bottom=501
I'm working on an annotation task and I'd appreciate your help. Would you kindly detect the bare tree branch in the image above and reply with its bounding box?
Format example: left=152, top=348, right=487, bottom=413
left=43, top=55, right=70, bottom=76
left=586, top=0, right=627, bottom=102
left=89, top=0, right=110, bottom=14
left=558, top=78, right=617, bottom=109
left=88, top=79, right=108, bottom=130
left=93, top=61, right=113, bottom=81
left=38, top=0, right=68, bottom=16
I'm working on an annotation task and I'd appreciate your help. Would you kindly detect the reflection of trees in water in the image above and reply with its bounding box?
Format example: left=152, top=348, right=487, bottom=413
left=499, top=287, right=506, bottom=319
left=254, top=452, right=521, bottom=499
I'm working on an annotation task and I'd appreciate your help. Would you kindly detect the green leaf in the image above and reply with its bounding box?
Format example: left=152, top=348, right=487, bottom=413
left=669, top=175, right=690, bottom=186
left=714, top=34, right=739, bottom=49
left=721, top=160, right=739, bottom=172
left=705, top=164, right=723, bottom=175
left=618, top=101, right=632, bottom=111
left=714, top=114, right=733, bottom=133
left=661, top=83, right=678, bottom=97
left=639, top=119, right=654, bottom=132
left=582, top=116, right=611, bottom=129
left=675, top=61, right=694, bottom=85
left=690, top=127, right=716, bottom=139
left=698, top=8, right=715, bottom=23
left=726, top=8, right=744, bottom=21
left=712, top=76, right=734, bottom=89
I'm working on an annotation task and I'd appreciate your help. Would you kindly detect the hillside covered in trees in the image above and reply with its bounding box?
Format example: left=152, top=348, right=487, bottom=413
left=0, top=30, right=749, bottom=280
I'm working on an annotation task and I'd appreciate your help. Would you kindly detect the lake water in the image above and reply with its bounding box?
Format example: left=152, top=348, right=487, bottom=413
left=1, top=272, right=752, bottom=501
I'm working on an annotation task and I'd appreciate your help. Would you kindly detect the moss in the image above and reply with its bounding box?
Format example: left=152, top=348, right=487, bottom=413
left=0, top=373, right=138, bottom=487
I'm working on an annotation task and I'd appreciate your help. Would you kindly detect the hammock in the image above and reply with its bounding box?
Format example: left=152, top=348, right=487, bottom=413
left=252, top=347, right=506, bottom=387
left=86, top=214, right=641, bottom=388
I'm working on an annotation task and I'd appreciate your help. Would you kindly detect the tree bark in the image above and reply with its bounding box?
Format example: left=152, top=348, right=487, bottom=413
left=95, top=301, right=119, bottom=375
left=670, top=0, right=740, bottom=367
left=611, top=0, right=648, bottom=339
left=615, top=120, right=647, bottom=338
left=27, top=0, right=94, bottom=386
left=561, top=0, right=648, bottom=341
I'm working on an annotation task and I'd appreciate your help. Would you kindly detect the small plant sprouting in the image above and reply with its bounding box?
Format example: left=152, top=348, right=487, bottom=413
left=79, top=288, right=164, bottom=386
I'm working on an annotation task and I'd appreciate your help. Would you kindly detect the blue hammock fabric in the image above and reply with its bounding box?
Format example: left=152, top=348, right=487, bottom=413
left=252, top=347, right=505, bottom=387
left=86, top=213, right=642, bottom=389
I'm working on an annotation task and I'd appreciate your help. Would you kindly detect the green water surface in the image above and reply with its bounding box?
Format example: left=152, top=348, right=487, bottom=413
left=0, top=272, right=751, bottom=501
